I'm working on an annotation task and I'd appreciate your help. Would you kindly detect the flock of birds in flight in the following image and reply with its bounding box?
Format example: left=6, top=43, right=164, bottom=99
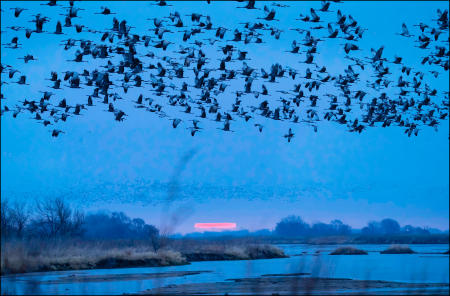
left=1, top=0, right=449, bottom=141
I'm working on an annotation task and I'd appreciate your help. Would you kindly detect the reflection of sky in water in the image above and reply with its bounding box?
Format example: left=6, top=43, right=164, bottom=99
left=2, top=244, right=448, bottom=295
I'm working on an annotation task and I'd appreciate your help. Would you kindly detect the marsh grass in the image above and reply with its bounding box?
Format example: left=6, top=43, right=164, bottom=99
left=1, top=239, right=186, bottom=274
left=1, top=238, right=286, bottom=275
left=330, top=246, right=368, bottom=255
left=180, top=243, right=287, bottom=261
left=380, top=244, right=416, bottom=254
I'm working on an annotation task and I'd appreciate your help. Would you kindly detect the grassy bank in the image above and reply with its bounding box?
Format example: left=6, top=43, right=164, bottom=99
left=180, top=243, right=287, bottom=261
left=330, top=246, right=368, bottom=255
left=1, top=239, right=286, bottom=275
left=380, top=245, right=416, bottom=254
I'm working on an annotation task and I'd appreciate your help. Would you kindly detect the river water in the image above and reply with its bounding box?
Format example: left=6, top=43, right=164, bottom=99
left=1, top=244, right=449, bottom=295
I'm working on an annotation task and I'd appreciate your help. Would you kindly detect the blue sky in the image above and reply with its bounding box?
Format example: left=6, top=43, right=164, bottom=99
left=1, top=1, right=449, bottom=233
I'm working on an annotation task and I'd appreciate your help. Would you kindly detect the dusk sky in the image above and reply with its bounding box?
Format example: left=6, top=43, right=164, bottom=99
left=1, top=1, right=449, bottom=234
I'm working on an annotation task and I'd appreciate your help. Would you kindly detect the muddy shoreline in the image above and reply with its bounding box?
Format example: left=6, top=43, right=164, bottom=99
left=138, top=276, right=450, bottom=295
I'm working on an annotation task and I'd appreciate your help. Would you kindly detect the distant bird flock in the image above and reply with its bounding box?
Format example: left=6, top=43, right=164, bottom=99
left=1, top=0, right=449, bottom=141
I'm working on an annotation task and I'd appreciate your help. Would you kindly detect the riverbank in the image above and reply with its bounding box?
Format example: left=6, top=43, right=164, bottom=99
left=138, top=276, right=450, bottom=295
left=1, top=240, right=287, bottom=275
left=2, top=243, right=448, bottom=295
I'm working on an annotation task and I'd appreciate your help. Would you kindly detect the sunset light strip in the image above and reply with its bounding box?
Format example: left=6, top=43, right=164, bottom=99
left=194, top=223, right=237, bottom=229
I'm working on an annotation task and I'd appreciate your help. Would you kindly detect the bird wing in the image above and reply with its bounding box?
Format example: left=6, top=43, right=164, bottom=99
left=402, top=23, right=409, bottom=35
left=310, top=8, right=319, bottom=19
left=292, top=40, right=297, bottom=48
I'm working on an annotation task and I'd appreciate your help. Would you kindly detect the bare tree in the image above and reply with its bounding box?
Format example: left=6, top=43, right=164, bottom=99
left=1, top=199, right=12, bottom=238
left=1, top=199, right=30, bottom=238
left=71, top=208, right=85, bottom=236
left=33, top=197, right=84, bottom=238
left=10, top=202, right=29, bottom=237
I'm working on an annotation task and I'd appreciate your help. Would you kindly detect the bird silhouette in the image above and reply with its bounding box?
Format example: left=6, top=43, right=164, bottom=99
left=0, top=1, right=448, bottom=141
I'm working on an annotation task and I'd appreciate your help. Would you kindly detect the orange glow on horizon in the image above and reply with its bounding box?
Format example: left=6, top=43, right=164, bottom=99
left=194, top=223, right=237, bottom=229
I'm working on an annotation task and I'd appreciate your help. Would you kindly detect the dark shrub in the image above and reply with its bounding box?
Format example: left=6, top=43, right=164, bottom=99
left=380, top=245, right=415, bottom=254
left=330, top=246, right=368, bottom=255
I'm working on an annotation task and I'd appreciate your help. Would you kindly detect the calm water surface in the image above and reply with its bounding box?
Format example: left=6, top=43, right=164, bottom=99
left=1, top=244, right=449, bottom=295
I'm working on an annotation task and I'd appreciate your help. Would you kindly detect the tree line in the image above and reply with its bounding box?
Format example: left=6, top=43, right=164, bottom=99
left=274, top=216, right=352, bottom=237
left=1, top=198, right=159, bottom=241
left=274, top=215, right=439, bottom=237
left=2, top=199, right=442, bottom=241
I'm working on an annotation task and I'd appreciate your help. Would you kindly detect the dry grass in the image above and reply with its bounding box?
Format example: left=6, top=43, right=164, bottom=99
left=380, top=244, right=416, bottom=254
left=165, top=238, right=287, bottom=261
left=1, top=239, right=186, bottom=275
left=1, top=238, right=286, bottom=275
left=181, top=243, right=287, bottom=261
left=330, top=246, right=368, bottom=255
